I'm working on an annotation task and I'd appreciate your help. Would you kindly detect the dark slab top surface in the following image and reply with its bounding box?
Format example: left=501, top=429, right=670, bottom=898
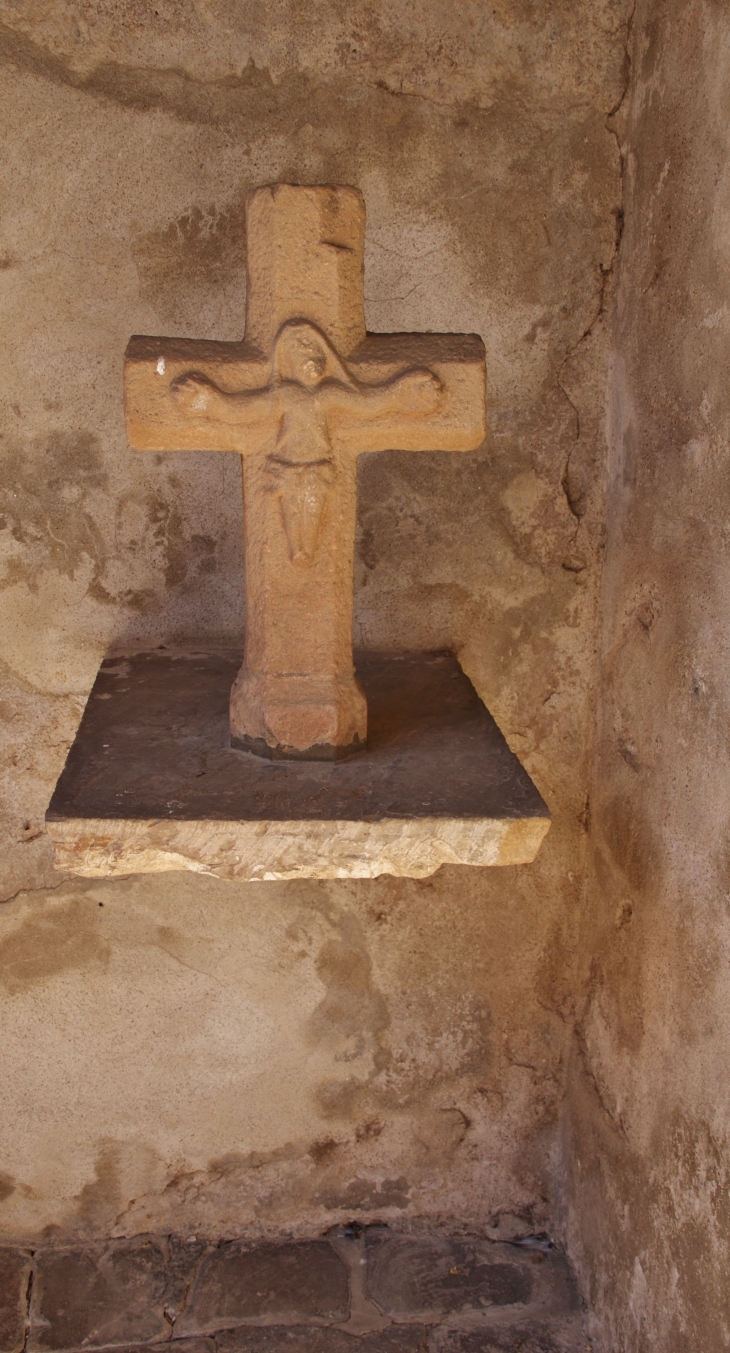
left=46, top=650, right=549, bottom=824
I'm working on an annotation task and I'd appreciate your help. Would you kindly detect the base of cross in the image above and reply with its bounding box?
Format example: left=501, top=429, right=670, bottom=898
left=230, top=733, right=364, bottom=762
left=228, top=663, right=369, bottom=761
left=45, top=648, right=550, bottom=882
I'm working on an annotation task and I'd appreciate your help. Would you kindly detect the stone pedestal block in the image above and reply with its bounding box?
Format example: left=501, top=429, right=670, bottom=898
left=45, top=649, right=550, bottom=881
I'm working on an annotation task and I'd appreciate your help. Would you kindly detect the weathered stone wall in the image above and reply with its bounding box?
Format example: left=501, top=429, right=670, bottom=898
left=563, top=2, right=730, bottom=1348
left=0, top=2, right=629, bottom=1242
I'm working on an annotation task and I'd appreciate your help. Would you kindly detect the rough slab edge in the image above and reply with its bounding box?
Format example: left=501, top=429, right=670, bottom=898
left=47, top=815, right=551, bottom=881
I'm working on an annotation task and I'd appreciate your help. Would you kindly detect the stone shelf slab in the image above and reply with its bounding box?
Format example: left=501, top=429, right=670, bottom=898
left=45, top=649, right=550, bottom=881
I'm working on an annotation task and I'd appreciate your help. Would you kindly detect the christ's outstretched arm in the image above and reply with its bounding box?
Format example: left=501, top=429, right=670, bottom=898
left=170, top=371, right=276, bottom=428
left=323, top=367, right=443, bottom=426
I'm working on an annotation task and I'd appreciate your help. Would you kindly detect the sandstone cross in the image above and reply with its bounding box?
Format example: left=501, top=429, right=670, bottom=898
left=125, top=185, right=486, bottom=759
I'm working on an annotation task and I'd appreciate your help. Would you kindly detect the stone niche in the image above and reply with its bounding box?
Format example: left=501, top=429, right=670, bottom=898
left=0, top=0, right=644, bottom=1334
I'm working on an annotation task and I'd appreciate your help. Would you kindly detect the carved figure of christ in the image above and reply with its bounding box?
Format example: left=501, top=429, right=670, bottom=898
left=125, top=184, right=486, bottom=758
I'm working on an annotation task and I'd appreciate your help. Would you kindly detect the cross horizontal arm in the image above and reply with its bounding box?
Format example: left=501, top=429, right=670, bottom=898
left=337, top=332, right=487, bottom=454
left=124, top=335, right=271, bottom=453
left=125, top=331, right=487, bottom=457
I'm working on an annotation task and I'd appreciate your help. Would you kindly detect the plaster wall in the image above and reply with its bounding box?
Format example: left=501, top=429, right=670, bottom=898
left=564, top=2, right=730, bottom=1348
left=0, top=2, right=629, bottom=1242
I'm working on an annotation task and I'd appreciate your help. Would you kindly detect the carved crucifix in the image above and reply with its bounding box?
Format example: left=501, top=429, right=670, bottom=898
left=125, top=184, right=486, bottom=759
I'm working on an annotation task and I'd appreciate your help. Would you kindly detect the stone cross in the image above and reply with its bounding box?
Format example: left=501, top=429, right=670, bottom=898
left=125, top=184, right=486, bottom=759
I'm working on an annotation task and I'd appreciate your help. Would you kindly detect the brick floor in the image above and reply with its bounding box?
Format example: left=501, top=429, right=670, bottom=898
left=217, top=1330, right=430, bottom=1351
left=29, top=1240, right=170, bottom=1351
left=177, top=1243, right=350, bottom=1335
left=364, top=1234, right=534, bottom=1318
left=0, top=1249, right=31, bottom=1353
left=0, top=1229, right=589, bottom=1353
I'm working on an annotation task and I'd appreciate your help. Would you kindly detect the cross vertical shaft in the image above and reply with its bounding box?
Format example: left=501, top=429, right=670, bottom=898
left=233, top=185, right=368, bottom=757
left=124, top=184, right=487, bottom=759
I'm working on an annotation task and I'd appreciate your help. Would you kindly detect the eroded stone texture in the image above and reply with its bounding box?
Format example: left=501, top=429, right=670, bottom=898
left=29, top=1241, right=168, bottom=1351
left=366, top=1234, right=532, bottom=1317
left=217, top=1330, right=428, bottom=1352
left=178, top=1241, right=349, bottom=1334
left=364, top=1233, right=576, bottom=1323
left=123, top=1345, right=214, bottom=1353
left=0, top=1249, right=30, bottom=1353
left=0, top=1230, right=585, bottom=1352
left=432, top=1322, right=587, bottom=1353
